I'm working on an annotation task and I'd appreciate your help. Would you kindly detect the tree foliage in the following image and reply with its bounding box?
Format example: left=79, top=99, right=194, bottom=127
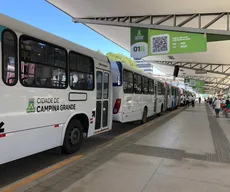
left=97, top=50, right=104, bottom=55
left=106, top=52, right=138, bottom=68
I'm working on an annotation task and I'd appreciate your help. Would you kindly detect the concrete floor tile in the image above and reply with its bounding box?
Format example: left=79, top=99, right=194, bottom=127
left=104, top=153, right=163, bottom=173
left=143, top=173, right=230, bottom=192
left=62, top=161, right=153, bottom=192
left=136, top=106, right=215, bottom=155
left=157, top=158, right=230, bottom=187
left=218, top=119, right=230, bottom=144
left=26, top=186, right=48, bottom=192
left=51, top=178, right=76, bottom=191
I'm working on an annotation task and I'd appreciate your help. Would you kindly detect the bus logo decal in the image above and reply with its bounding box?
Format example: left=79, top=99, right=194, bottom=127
left=26, top=98, right=35, bottom=113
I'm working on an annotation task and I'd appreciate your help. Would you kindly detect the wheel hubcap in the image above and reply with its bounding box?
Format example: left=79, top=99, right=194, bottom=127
left=70, top=128, right=80, bottom=145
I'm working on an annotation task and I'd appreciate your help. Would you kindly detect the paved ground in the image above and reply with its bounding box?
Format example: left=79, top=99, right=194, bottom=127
left=3, top=103, right=230, bottom=192
left=0, top=111, right=165, bottom=189
left=0, top=121, right=138, bottom=188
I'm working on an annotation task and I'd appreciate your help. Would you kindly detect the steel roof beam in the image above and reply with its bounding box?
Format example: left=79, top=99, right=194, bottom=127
left=177, top=14, right=197, bottom=27
left=74, top=12, right=230, bottom=36
left=202, top=12, right=225, bottom=29
left=151, top=61, right=230, bottom=75
left=179, top=75, right=230, bottom=86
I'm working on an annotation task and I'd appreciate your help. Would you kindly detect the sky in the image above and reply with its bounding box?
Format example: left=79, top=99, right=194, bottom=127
left=0, top=0, right=166, bottom=75
left=0, top=0, right=130, bottom=56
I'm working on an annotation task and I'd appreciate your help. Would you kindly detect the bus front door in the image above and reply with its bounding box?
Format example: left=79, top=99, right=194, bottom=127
left=95, top=70, right=110, bottom=131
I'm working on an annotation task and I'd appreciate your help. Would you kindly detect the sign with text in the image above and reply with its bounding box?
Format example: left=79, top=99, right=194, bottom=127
left=184, top=79, right=205, bottom=88
left=195, top=70, right=207, bottom=74
left=196, top=87, right=205, bottom=94
left=131, top=28, right=207, bottom=58
left=131, top=28, right=149, bottom=58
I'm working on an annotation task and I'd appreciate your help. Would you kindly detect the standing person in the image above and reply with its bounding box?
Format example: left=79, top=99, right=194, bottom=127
left=209, top=97, right=212, bottom=105
left=226, top=97, right=230, bottom=106
left=191, top=95, right=195, bottom=107
left=189, top=95, right=192, bottom=106
left=180, top=95, right=184, bottom=106
left=183, top=95, right=186, bottom=106
left=213, top=97, right=217, bottom=109
left=214, top=97, right=221, bottom=118
left=186, top=96, right=190, bottom=106
left=199, top=97, right=201, bottom=103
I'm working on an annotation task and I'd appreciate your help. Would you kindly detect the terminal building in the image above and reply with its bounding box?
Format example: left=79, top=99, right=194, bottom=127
left=134, top=59, right=153, bottom=74
left=135, top=59, right=166, bottom=76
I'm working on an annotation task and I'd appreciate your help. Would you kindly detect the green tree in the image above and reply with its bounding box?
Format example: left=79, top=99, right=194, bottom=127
left=106, top=52, right=138, bottom=68
left=97, top=50, right=104, bottom=55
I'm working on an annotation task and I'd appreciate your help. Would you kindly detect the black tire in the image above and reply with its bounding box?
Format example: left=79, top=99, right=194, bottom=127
left=62, top=119, right=83, bottom=154
left=141, top=107, right=148, bottom=124
left=158, top=104, right=163, bottom=116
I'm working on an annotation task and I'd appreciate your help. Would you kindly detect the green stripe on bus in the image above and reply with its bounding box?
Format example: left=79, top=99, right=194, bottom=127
left=0, top=25, right=6, bottom=41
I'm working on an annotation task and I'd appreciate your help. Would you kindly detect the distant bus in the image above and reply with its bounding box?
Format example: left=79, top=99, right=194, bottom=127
left=0, top=14, right=113, bottom=165
left=111, top=61, right=166, bottom=124
left=165, top=83, right=180, bottom=110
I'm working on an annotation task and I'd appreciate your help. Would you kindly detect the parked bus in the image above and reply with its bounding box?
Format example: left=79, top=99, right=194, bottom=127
left=0, top=14, right=113, bottom=165
left=165, top=83, right=180, bottom=110
left=111, top=61, right=166, bottom=124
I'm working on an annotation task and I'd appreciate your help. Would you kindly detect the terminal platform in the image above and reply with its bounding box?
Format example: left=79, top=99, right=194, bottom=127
left=2, top=103, right=230, bottom=192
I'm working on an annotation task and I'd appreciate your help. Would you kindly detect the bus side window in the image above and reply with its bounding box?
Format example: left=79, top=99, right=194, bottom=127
left=158, top=82, right=162, bottom=95
left=69, top=51, right=94, bottom=91
left=19, top=35, right=67, bottom=88
left=149, top=79, right=154, bottom=95
left=2, top=30, right=18, bottom=86
left=142, top=76, right=149, bottom=95
left=133, top=73, right=141, bottom=94
left=123, top=69, right=133, bottom=94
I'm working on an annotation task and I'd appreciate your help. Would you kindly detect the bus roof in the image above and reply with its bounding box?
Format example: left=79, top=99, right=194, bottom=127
left=116, top=61, right=164, bottom=82
left=0, top=13, right=108, bottom=63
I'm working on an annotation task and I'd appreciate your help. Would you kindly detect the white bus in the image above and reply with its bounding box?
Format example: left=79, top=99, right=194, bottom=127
left=0, top=14, right=113, bottom=165
left=111, top=61, right=166, bottom=123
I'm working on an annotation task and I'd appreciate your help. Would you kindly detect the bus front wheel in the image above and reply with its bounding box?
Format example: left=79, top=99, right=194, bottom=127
left=62, top=119, right=83, bottom=154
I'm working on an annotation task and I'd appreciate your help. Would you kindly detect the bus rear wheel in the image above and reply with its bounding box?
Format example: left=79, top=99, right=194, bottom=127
left=62, top=119, right=83, bottom=154
left=141, top=107, right=148, bottom=124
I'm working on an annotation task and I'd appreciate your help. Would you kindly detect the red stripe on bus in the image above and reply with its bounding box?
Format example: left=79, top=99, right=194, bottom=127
left=0, top=133, right=6, bottom=138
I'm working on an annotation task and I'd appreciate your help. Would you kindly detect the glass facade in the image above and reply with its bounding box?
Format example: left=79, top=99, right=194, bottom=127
left=135, top=59, right=153, bottom=74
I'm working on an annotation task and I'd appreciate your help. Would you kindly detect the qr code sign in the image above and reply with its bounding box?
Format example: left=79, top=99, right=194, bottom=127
left=151, top=34, right=170, bottom=54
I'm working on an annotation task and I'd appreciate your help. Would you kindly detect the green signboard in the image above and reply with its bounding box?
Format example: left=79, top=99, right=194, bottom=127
left=184, top=79, right=205, bottom=87
left=131, top=28, right=149, bottom=58
left=131, top=27, right=207, bottom=58
left=196, top=87, right=205, bottom=94
left=189, top=79, right=205, bottom=87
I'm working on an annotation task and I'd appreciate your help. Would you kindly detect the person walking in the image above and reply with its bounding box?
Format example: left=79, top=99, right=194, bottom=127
left=214, top=97, right=221, bottom=118
left=199, top=97, right=201, bottom=103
